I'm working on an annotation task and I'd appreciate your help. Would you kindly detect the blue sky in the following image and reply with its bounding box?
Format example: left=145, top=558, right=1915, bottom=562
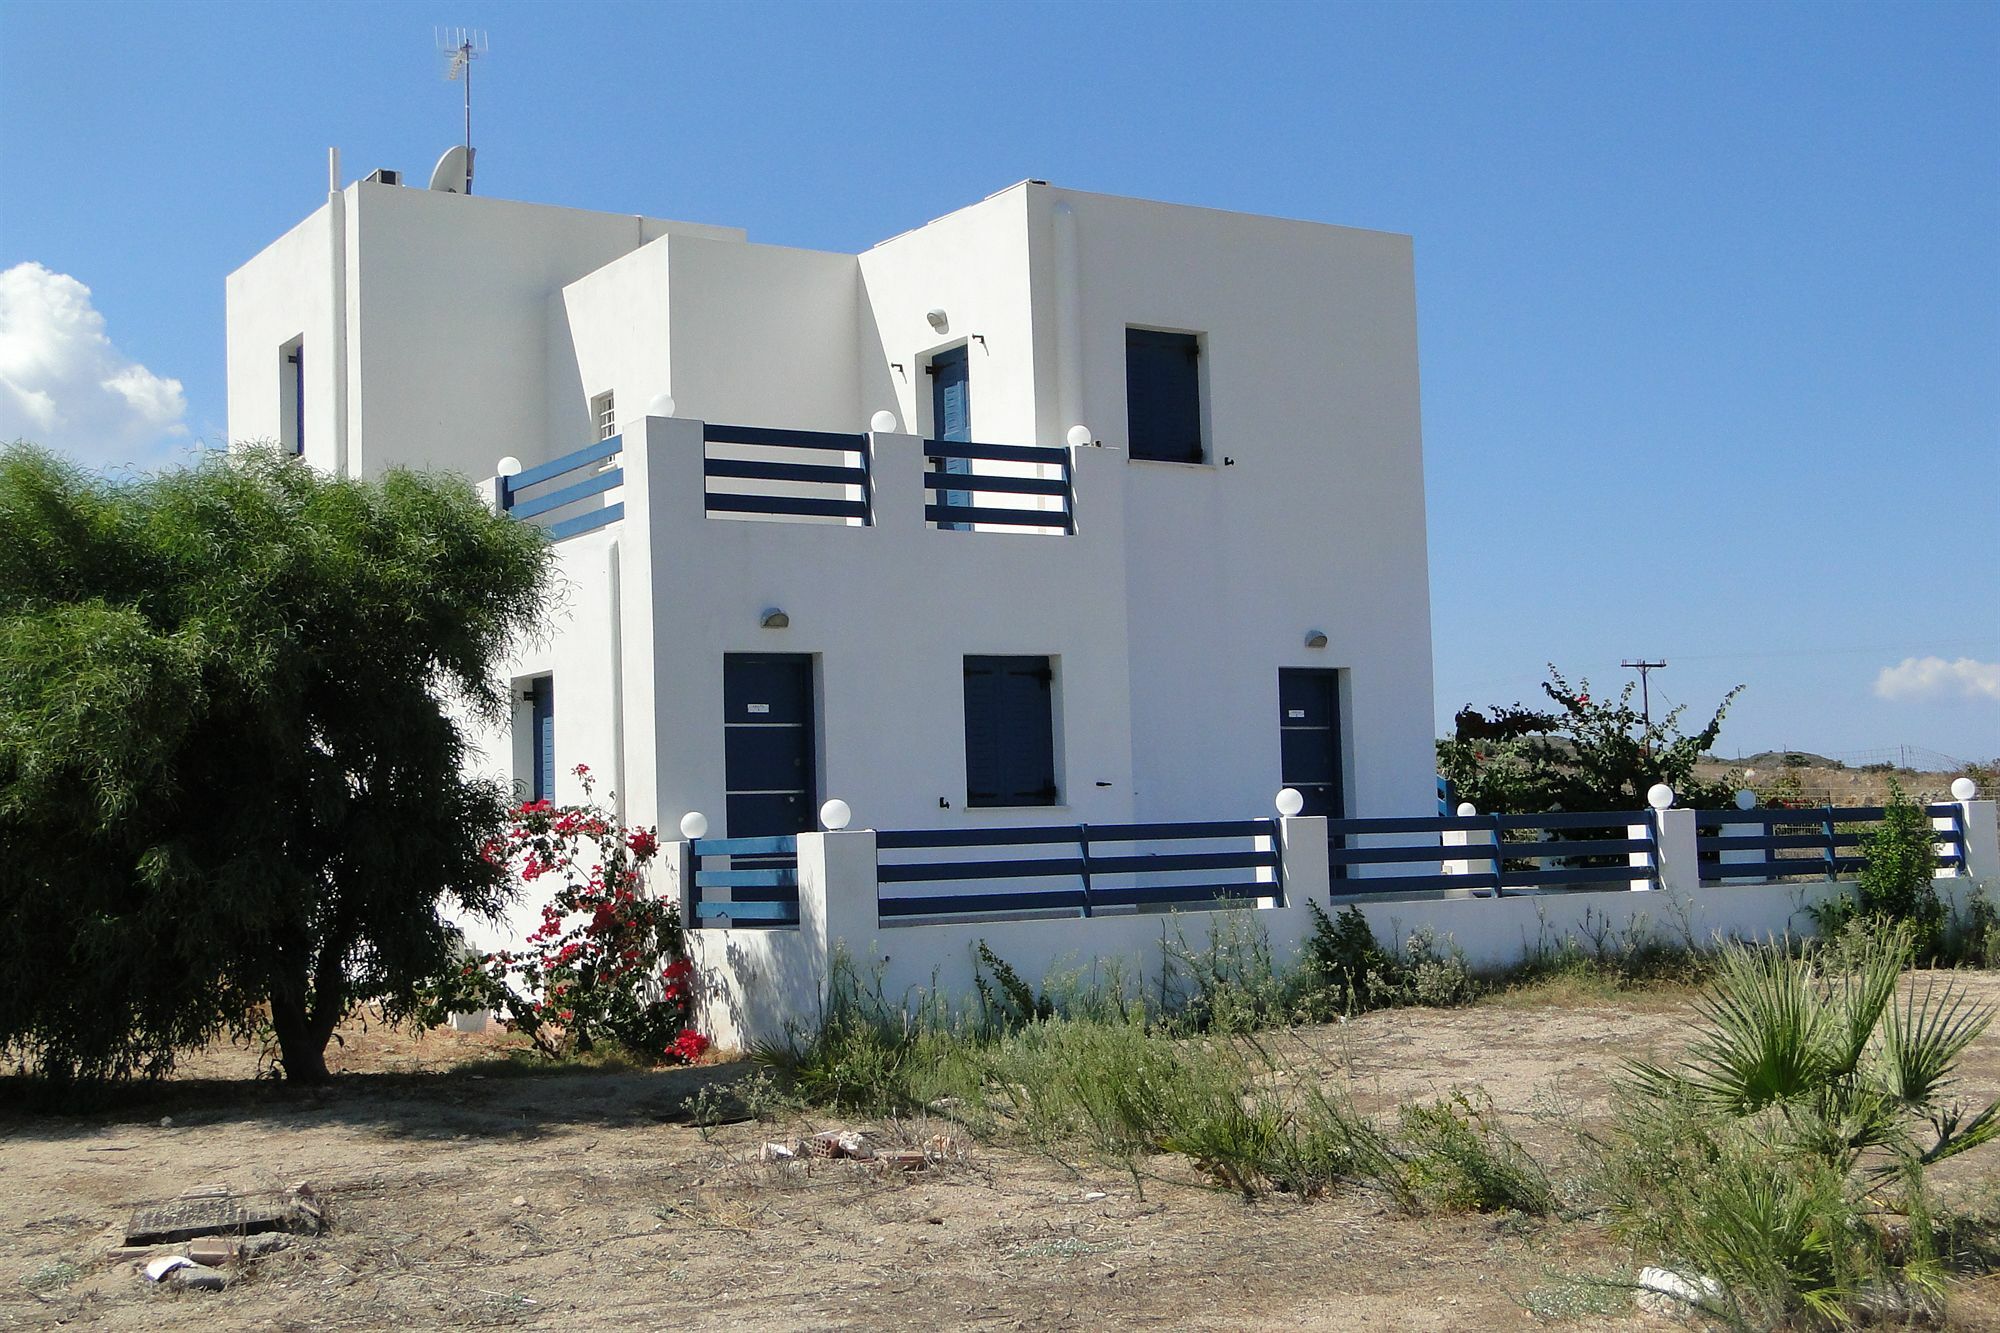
left=2, top=0, right=1995, bottom=763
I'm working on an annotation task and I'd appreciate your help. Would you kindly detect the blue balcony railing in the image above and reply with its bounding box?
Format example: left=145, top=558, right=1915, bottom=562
left=499, top=436, right=624, bottom=540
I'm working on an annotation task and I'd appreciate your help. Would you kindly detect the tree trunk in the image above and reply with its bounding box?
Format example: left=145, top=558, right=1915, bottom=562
left=268, top=995, right=332, bottom=1083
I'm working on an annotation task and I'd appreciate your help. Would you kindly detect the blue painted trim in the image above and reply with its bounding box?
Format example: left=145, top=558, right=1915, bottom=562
left=1329, top=844, right=1479, bottom=867
left=1335, top=873, right=1501, bottom=895
left=509, top=436, right=622, bottom=493
left=704, top=423, right=864, bottom=451
left=511, top=468, right=622, bottom=520
left=880, top=889, right=1089, bottom=917
left=543, top=503, right=624, bottom=541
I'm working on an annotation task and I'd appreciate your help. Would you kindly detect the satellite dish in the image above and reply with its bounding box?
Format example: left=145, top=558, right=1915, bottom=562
left=428, top=144, right=474, bottom=194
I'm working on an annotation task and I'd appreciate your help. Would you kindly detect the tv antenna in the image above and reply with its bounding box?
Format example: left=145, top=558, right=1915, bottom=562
left=1621, top=659, right=1667, bottom=757
left=435, top=27, right=488, bottom=194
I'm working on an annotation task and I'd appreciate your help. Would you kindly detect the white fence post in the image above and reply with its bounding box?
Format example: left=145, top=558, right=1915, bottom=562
left=1278, top=815, right=1329, bottom=953
left=1652, top=807, right=1701, bottom=896
left=1955, top=797, right=1998, bottom=881
left=661, top=838, right=694, bottom=922
left=797, top=829, right=880, bottom=984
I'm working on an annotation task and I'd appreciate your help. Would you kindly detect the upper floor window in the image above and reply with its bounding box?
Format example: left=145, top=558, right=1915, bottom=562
left=1124, top=328, right=1203, bottom=464
left=591, top=390, right=617, bottom=441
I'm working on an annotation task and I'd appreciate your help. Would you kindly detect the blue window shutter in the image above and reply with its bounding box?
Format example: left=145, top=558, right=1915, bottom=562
left=1125, top=329, right=1202, bottom=463
left=531, top=678, right=555, bottom=801
left=964, top=656, right=1055, bottom=807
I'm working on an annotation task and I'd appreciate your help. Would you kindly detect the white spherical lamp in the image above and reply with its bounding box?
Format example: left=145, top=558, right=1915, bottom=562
left=678, top=811, right=709, bottom=840
left=647, top=392, right=677, bottom=418
left=1275, top=787, right=1305, bottom=817
left=496, top=456, right=523, bottom=478
left=820, top=798, right=852, bottom=831
left=1952, top=777, right=1978, bottom=802
left=1066, top=424, right=1093, bottom=448
left=1735, top=789, right=1756, bottom=811
left=1647, top=783, right=1676, bottom=811
left=869, top=409, right=899, bottom=434
left=1456, top=802, right=1479, bottom=817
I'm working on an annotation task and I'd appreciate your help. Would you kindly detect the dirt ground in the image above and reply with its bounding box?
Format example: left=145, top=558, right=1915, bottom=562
left=6, top=980, right=2000, bottom=1332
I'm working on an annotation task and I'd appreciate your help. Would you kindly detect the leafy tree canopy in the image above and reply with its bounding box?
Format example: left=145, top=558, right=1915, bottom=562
left=0, top=444, right=552, bottom=1082
left=1438, top=665, right=1742, bottom=815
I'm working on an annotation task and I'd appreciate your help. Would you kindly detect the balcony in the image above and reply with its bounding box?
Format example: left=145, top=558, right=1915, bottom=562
left=498, top=420, right=1077, bottom=541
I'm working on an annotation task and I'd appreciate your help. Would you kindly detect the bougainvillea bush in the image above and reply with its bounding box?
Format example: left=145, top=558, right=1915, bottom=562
left=432, top=767, right=709, bottom=1064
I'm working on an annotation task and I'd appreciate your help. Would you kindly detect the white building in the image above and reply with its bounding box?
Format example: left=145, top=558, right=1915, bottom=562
left=227, top=171, right=1437, bottom=945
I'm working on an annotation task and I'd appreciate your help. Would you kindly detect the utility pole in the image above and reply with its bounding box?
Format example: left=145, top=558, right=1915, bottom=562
left=1622, top=659, right=1667, bottom=758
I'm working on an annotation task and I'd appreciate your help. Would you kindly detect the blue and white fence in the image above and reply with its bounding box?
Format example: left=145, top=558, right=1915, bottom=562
left=670, top=790, right=1999, bottom=1049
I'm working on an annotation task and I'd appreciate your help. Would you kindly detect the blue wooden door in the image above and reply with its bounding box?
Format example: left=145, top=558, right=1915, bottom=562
left=723, top=654, right=817, bottom=839
left=1278, top=669, right=1345, bottom=876
left=929, top=344, right=971, bottom=528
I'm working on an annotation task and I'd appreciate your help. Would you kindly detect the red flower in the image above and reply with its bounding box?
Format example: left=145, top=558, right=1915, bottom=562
left=671, top=1031, right=711, bottom=1063
left=628, top=829, right=658, bottom=858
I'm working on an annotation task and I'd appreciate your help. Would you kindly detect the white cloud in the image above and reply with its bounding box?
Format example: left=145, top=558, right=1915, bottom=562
left=1873, top=656, right=2000, bottom=704
left=0, top=262, right=188, bottom=468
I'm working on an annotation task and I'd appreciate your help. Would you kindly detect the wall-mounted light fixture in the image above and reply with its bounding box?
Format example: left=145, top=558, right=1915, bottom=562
left=1066, top=424, right=1094, bottom=448
left=926, top=308, right=949, bottom=333
left=1304, top=629, right=1328, bottom=648
left=869, top=410, right=899, bottom=433
left=760, top=608, right=790, bottom=629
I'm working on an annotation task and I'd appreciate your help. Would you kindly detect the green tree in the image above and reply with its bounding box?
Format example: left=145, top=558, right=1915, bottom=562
left=0, top=444, right=551, bottom=1082
left=1438, top=665, right=1741, bottom=815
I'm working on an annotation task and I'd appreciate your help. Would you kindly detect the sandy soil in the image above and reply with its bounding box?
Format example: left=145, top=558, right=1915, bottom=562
left=5, top=980, right=1999, bottom=1331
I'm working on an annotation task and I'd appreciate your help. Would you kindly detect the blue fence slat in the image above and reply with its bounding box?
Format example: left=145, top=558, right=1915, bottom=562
left=876, top=826, right=1080, bottom=850
left=705, top=424, right=864, bottom=452
left=1336, top=872, right=1500, bottom=895
left=543, top=503, right=624, bottom=541
left=880, top=888, right=1090, bottom=917
left=922, top=439, right=1069, bottom=466
left=694, top=835, right=798, bottom=856
left=695, top=901, right=798, bottom=923
left=1328, top=815, right=1492, bottom=835
left=1086, top=820, right=1273, bottom=841
left=511, top=468, right=623, bottom=520
left=921, top=472, right=1070, bottom=498
left=925, top=503, right=1070, bottom=529
left=877, top=856, right=1087, bottom=884
left=1083, top=850, right=1278, bottom=875
left=1500, top=837, right=1654, bottom=860
left=707, top=493, right=870, bottom=520
left=1505, top=865, right=1656, bottom=889
left=1096, top=883, right=1269, bottom=907
left=1494, top=811, right=1649, bottom=831
left=508, top=437, right=623, bottom=494
left=705, top=458, right=869, bottom=486
left=695, top=868, right=799, bottom=888
left=1329, top=844, right=1468, bottom=867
